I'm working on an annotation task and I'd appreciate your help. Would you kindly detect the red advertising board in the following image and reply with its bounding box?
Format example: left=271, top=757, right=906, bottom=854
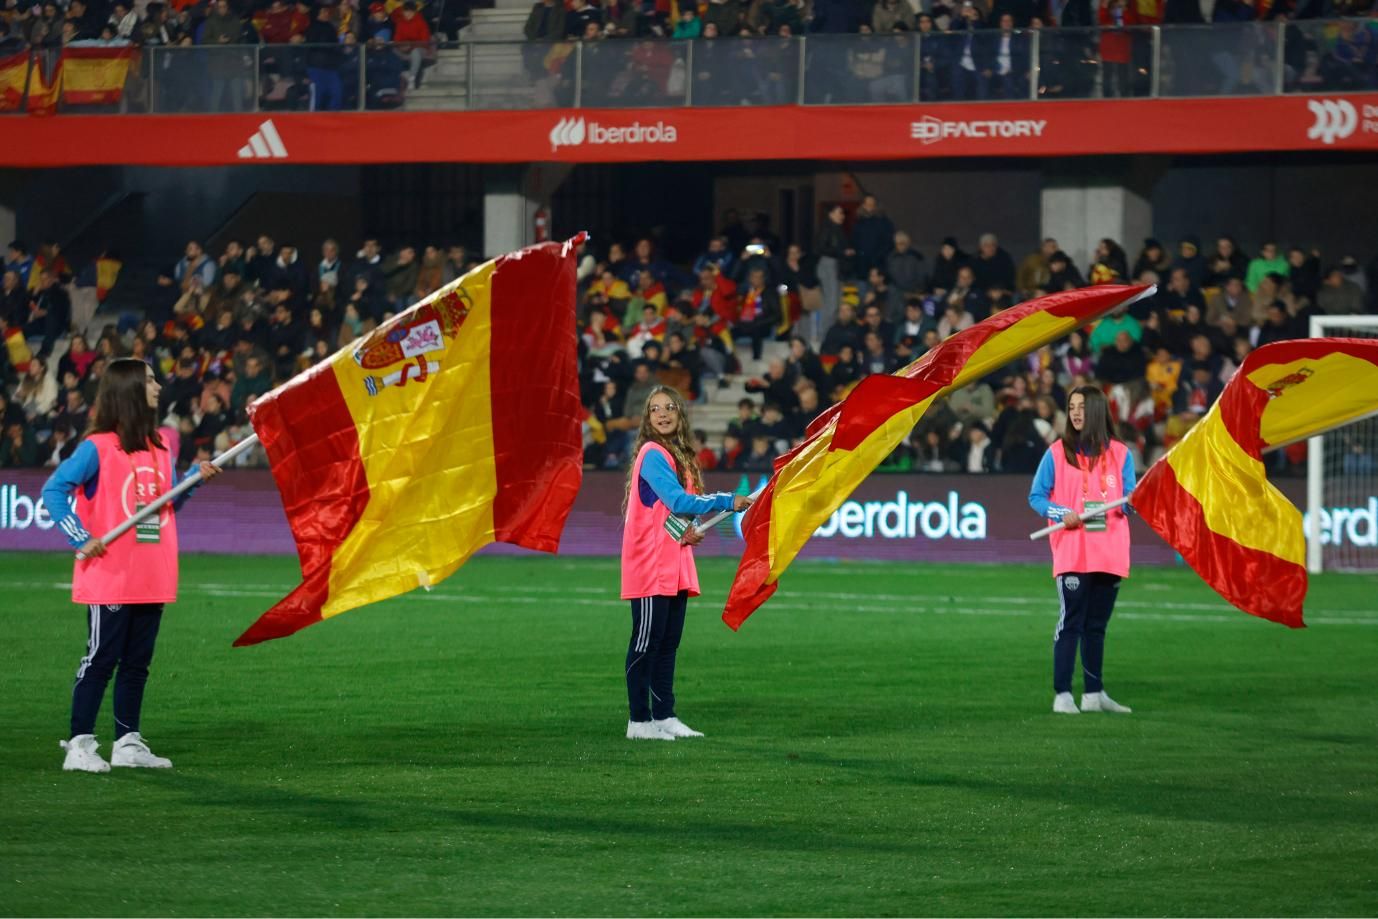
left=7, top=94, right=1378, bottom=166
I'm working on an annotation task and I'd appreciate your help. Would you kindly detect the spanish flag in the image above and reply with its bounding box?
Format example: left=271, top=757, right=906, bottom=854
left=723, top=284, right=1155, bottom=630
left=1130, top=338, right=1378, bottom=628
left=234, top=239, right=585, bottom=646
left=59, top=47, right=136, bottom=106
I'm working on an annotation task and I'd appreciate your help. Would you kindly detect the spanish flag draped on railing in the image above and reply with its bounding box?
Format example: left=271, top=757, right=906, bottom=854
left=1130, top=338, right=1378, bottom=629
left=723, top=284, right=1155, bottom=631
left=0, top=47, right=135, bottom=113
left=233, top=238, right=585, bottom=646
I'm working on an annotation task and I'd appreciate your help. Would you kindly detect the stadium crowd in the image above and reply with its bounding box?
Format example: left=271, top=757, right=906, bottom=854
left=3, top=201, right=1377, bottom=479
left=2, top=0, right=1374, bottom=112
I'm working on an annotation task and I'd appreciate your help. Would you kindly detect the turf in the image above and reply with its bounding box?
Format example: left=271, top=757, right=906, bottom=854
left=2, top=550, right=1377, bottom=917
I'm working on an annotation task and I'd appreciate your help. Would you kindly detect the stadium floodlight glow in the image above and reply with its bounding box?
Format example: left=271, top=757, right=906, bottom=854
left=1306, top=314, right=1378, bottom=574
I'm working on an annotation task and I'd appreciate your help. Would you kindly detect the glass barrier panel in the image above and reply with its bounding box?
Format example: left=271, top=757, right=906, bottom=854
left=1283, top=18, right=1378, bottom=94
left=919, top=28, right=1035, bottom=102
left=687, top=34, right=798, bottom=106
left=579, top=38, right=690, bottom=109
left=470, top=39, right=565, bottom=110
left=1034, top=25, right=1155, bottom=99
left=804, top=33, right=915, bottom=105
left=1159, top=21, right=1279, bottom=97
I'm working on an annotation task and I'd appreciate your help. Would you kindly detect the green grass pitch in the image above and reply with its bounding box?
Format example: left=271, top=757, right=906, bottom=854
left=3, top=551, right=1377, bottom=917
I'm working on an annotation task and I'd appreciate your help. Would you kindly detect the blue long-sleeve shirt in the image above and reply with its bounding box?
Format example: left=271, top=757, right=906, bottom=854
left=638, top=450, right=734, bottom=517
left=41, top=440, right=202, bottom=549
left=1028, top=445, right=1135, bottom=521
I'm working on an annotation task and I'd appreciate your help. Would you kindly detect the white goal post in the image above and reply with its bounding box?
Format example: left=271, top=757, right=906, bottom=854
left=1306, top=315, right=1378, bottom=574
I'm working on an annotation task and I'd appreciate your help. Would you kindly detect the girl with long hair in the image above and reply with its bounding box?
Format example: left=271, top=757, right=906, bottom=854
left=620, top=385, right=751, bottom=741
left=40, top=358, right=221, bottom=773
left=1027, top=385, right=1135, bottom=716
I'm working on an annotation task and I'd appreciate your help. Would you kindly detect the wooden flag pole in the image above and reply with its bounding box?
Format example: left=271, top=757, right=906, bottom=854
left=75, top=434, right=261, bottom=560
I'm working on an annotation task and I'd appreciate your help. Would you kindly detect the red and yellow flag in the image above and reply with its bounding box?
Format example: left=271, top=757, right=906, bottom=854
left=1131, top=338, right=1378, bottom=628
left=723, top=284, right=1154, bottom=630
left=60, top=47, right=136, bottom=106
left=234, top=239, right=585, bottom=646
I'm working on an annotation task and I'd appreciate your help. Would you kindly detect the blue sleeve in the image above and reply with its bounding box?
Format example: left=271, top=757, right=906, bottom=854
left=171, top=462, right=204, bottom=511
left=41, top=440, right=99, bottom=548
left=640, top=450, right=734, bottom=516
left=1028, top=448, right=1075, bottom=521
left=1120, top=448, right=1136, bottom=515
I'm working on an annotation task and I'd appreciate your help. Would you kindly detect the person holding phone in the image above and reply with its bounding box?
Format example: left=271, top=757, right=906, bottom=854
left=620, top=385, right=751, bottom=741
left=1027, top=385, right=1135, bottom=715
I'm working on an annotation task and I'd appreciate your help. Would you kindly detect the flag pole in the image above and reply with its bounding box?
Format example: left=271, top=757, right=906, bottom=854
left=75, top=434, right=261, bottom=559
left=1025, top=412, right=1362, bottom=542
left=694, top=485, right=767, bottom=536
left=1028, top=495, right=1129, bottom=541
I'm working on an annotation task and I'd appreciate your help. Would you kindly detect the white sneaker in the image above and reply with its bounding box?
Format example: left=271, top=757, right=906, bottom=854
left=653, top=717, right=704, bottom=738
left=1052, top=692, right=1080, bottom=714
left=626, top=720, right=676, bottom=741
left=1081, top=691, right=1132, bottom=714
left=111, top=732, right=173, bottom=768
left=60, top=734, right=110, bottom=773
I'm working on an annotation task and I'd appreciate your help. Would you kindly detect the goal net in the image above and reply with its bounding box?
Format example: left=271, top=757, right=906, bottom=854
left=1306, top=315, right=1378, bottom=574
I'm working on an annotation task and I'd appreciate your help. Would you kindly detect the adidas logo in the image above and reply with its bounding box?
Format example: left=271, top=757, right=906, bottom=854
left=236, top=119, right=289, bottom=159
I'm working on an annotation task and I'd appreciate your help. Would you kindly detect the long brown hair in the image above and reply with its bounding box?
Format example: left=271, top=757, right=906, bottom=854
left=622, top=385, right=701, bottom=514
left=89, top=358, right=164, bottom=455
left=1061, top=384, right=1113, bottom=466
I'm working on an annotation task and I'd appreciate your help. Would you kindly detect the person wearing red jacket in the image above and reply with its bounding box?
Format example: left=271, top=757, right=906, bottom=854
left=1098, top=0, right=1138, bottom=97
left=391, top=1, right=432, bottom=89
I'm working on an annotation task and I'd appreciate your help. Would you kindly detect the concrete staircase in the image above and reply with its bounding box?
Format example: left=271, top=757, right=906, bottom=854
left=682, top=340, right=794, bottom=441
left=405, top=0, right=542, bottom=110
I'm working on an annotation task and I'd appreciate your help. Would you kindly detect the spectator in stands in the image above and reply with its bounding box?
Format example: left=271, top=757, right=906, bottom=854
left=305, top=2, right=345, bottom=110
left=894, top=299, right=931, bottom=362
left=231, top=354, right=272, bottom=411
left=1317, top=264, right=1364, bottom=314
left=1, top=269, right=25, bottom=328
left=860, top=329, right=896, bottom=376
left=746, top=357, right=800, bottom=413
left=26, top=269, right=71, bottom=358
left=1089, top=302, right=1141, bottom=353
left=944, top=264, right=988, bottom=323
left=861, top=266, right=903, bottom=322
left=260, top=0, right=306, bottom=43
left=1046, top=249, right=1085, bottom=292
left=1254, top=302, right=1297, bottom=347
left=202, top=0, right=248, bottom=112
left=850, top=195, right=895, bottom=279
left=1017, top=238, right=1058, bottom=297
left=731, top=267, right=781, bottom=361
left=175, top=241, right=217, bottom=294
left=885, top=231, right=926, bottom=301
left=1090, top=237, right=1129, bottom=283
left=821, top=301, right=862, bottom=356
left=5, top=242, right=34, bottom=288
left=926, top=235, right=970, bottom=296
left=693, top=237, right=735, bottom=276
left=973, top=232, right=1017, bottom=298
left=1203, top=235, right=1247, bottom=287
left=392, top=1, right=432, bottom=89
left=1173, top=235, right=1208, bottom=289
left=1097, top=330, right=1148, bottom=384
left=786, top=335, right=829, bottom=393
left=948, top=2, right=991, bottom=99
left=1245, top=242, right=1289, bottom=293
left=382, top=245, right=420, bottom=312
left=1159, top=266, right=1205, bottom=317
left=1206, top=275, right=1253, bottom=328
left=814, top=204, right=851, bottom=334
left=1132, top=238, right=1171, bottom=279
left=1286, top=246, right=1321, bottom=303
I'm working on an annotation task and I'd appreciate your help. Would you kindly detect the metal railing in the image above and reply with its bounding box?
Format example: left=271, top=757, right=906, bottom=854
left=2, top=18, right=1373, bottom=116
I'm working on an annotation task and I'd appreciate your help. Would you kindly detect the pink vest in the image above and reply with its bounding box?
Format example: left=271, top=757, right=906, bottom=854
left=1046, top=440, right=1131, bottom=579
left=620, top=442, right=702, bottom=600
left=71, top=429, right=181, bottom=605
